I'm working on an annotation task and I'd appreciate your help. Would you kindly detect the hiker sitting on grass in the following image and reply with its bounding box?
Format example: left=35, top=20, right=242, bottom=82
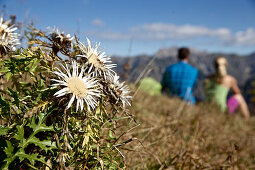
left=204, top=57, right=250, bottom=119
left=161, top=47, right=198, bottom=104
left=138, top=77, right=162, bottom=96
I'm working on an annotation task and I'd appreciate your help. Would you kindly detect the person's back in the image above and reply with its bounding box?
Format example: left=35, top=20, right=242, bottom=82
left=204, top=75, right=235, bottom=111
left=204, top=57, right=250, bottom=118
left=161, top=48, right=198, bottom=104
left=139, top=77, right=162, bottom=96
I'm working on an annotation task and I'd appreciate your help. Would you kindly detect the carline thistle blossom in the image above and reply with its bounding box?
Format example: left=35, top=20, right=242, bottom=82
left=52, top=61, right=101, bottom=112
left=48, top=27, right=74, bottom=43
left=109, top=74, right=132, bottom=108
left=0, top=17, right=20, bottom=53
left=77, top=38, right=116, bottom=79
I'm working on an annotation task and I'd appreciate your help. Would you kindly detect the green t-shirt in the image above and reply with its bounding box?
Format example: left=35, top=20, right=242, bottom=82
left=204, top=80, right=229, bottom=111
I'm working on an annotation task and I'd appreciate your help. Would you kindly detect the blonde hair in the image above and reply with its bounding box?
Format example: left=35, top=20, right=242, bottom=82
left=214, top=57, right=228, bottom=82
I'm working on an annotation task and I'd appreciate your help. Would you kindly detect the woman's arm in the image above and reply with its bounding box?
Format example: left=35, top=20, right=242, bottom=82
left=231, top=77, right=250, bottom=118
left=231, top=77, right=241, bottom=94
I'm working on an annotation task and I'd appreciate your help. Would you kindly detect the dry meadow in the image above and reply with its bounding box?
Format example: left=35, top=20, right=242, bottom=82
left=118, top=90, right=255, bottom=169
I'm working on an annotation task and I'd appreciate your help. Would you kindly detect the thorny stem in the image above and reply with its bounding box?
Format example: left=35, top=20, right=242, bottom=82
left=62, top=106, right=68, bottom=142
left=58, top=106, right=69, bottom=169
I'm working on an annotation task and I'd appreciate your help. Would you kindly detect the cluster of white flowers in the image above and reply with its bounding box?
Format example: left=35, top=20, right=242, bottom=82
left=51, top=36, right=132, bottom=112
left=0, top=17, right=20, bottom=52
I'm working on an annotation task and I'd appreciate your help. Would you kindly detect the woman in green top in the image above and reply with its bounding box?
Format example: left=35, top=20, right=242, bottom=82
left=204, top=57, right=250, bottom=118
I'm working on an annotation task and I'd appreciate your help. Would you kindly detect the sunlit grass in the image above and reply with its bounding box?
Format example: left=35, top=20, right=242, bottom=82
left=121, top=89, right=255, bottom=169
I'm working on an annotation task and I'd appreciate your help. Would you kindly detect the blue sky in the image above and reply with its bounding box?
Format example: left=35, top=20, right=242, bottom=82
left=2, top=0, right=255, bottom=56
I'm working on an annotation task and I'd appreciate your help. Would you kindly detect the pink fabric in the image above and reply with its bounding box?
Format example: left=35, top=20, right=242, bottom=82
left=227, top=96, right=239, bottom=114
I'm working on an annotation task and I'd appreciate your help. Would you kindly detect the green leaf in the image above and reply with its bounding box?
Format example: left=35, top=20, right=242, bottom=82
left=0, top=126, right=11, bottom=136
left=3, top=141, right=14, bottom=158
left=108, top=130, right=116, bottom=140
left=0, top=95, right=10, bottom=113
left=5, top=72, right=12, bottom=81
left=28, top=112, right=54, bottom=134
left=8, top=88, right=20, bottom=107
left=0, top=67, right=10, bottom=73
left=29, top=59, right=39, bottom=74
left=13, top=125, right=25, bottom=147
left=2, top=112, right=55, bottom=169
left=16, top=150, right=46, bottom=165
left=27, top=136, right=57, bottom=153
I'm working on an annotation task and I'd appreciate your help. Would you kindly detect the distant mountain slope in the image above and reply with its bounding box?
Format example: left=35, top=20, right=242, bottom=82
left=112, top=47, right=255, bottom=102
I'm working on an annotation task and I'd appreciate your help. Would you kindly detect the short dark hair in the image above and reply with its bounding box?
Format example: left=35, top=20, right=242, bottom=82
left=178, top=47, right=190, bottom=60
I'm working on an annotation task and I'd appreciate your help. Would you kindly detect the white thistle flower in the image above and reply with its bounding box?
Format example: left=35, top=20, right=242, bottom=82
left=77, top=38, right=116, bottom=79
left=0, top=17, right=20, bottom=52
left=52, top=61, right=101, bottom=112
left=48, top=26, right=74, bottom=42
left=109, top=74, right=132, bottom=108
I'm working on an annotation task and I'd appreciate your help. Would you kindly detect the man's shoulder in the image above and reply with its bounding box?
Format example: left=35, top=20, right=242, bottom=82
left=185, top=63, right=198, bottom=72
left=166, top=62, right=198, bottom=73
left=165, top=64, right=176, bottom=71
left=167, top=62, right=183, bottom=68
left=177, top=62, right=198, bottom=72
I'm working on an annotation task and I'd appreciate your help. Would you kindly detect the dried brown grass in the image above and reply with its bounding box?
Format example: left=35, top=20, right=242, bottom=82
left=119, top=90, right=255, bottom=169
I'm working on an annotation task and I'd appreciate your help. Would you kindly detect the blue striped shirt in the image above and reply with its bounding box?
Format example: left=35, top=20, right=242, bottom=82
left=161, top=61, right=198, bottom=104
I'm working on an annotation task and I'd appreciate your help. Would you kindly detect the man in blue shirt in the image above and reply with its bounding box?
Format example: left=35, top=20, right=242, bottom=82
left=161, top=48, right=198, bottom=104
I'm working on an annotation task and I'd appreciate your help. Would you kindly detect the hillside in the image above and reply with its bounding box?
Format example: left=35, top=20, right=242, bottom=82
left=121, top=90, right=255, bottom=169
